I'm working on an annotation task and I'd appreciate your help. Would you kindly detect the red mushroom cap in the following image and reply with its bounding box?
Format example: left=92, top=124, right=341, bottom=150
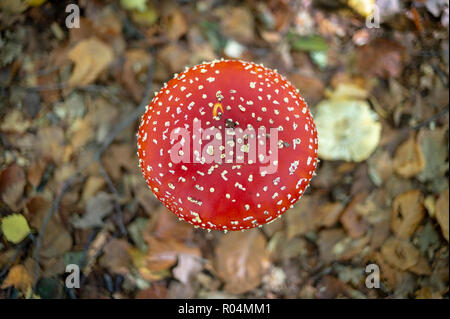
left=137, top=60, right=318, bottom=231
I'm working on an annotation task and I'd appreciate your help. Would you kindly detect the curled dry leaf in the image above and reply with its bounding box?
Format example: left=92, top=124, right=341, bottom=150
left=0, top=163, right=26, bottom=211
left=340, top=194, right=369, bottom=238
left=381, top=237, right=420, bottom=271
left=393, top=134, right=425, bottom=178
left=215, top=231, right=270, bottom=295
left=391, top=190, right=425, bottom=239
left=286, top=196, right=344, bottom=239
left=68, top=37, right=114, bottom=87
left=435, top=188, right=449, bottom=242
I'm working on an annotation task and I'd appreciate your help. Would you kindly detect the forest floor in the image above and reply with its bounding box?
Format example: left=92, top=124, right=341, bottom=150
left=0, top=0, right=448, bottom=299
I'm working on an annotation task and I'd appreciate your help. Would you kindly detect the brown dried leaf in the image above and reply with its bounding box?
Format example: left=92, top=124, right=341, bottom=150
left=286, top=196, right=344, bottom=239
left=25, top=196, right=72, bottom=259
left=172, top=253, right=203, bottom=285
left=391, top=190, right=425, bottom=239
left=71, top=192, right=114, bottom=229
left=122, top=49, right=152, bottom=102
left=0, top=264, right=33, bottom=293
left=27, top=160, right=46, bottom=189
left=35, top=126, right=65, bottom=164
left=164, top=7, right=188, bottom=41
left=135, top=282, right=168, bottom=299
left=288, top=73, right=325, bottom=106
left=356, top=39, right=406, bottom=79
left=99, top=238, right=132, bottom=275
left=216, top=6, right=255, bottom=44
left=158, top=44, right=190, bottom=74
left=68, top=37, right=114, bottom=87
left=150, top=207, right=193, bottom=242
left=381, top=237, right=420, bottom=271
left=435, top=188, right=449, bottom=242
left=0, top=163, right=26, bottom=211
left=143, top=236, right=200, bottom=273
left=215, top=231, right=269, bottom=295
left=393, top=134, right=425, bottom=178
left=340, top=194, right=369, bottom=238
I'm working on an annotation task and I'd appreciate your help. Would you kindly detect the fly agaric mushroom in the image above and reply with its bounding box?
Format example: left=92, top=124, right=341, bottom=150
left=137, top=60, right=318, bottom=231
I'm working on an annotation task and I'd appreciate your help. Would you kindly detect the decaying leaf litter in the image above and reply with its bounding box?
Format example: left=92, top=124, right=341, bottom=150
left=0, top=0, right=448, bottom=299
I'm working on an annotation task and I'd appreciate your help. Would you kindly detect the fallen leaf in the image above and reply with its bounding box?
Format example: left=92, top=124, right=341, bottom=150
left=135, top=282, right=168, bottom=299
left=99, top=238, right=132, bottom=275
left=415, top=286, right=442, bottom=299
left=71, top=192, right=114, bottom=229
left=340, top=194, right=369, bottom=238
left=80, top=175, right=105, bottom=203
left=0, top=163, right=26, bottom=210
left=172, top=253, right=203, bottom=285
left=393, top=133, right=425, bottom=178
left=158, top=43, right=190, bottom=74
left=315, top=275, right=352, bottom=299
left=1, top=214, right=30, bottom=244
left=215, top=230, right=270, bottom=295
left=409, top=255, right=432, bottom=276
left=27, top=160, right=46, bottom=189
left=26, top=196, right=73, bottom=259
left=35, top=126, right=65, bottom=164
left=120, top=0, right=146, bottom=11
left=435, top=188, right=449, bottom=242
left=122, top=49, right=152, bottom=102
left=417, top=128, right=448, bottom=183
left=216, top=6, right=255, bottom=44
left=143, top=236, right=200, bottom=273
left=1, top=264, right=33, bottom=292
left=288, top=73, right=325, bottom=106
left=164, top=7, right=187, bottom=41
left=356, top=39, right=406, bottom=79
left=381, top=237, right=420, bottom=271
left=68, top=37, right=114, bottom=87
left=391, top=190, right=425, bottom=239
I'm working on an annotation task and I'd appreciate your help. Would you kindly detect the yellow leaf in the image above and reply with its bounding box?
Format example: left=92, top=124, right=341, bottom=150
left=348, top=0, right=375, bottom=18
left=28, top=0, right=46, bottom=7
left=1, top=265, right=33, bottom=292
left=1, top=214, right=31, bottom=244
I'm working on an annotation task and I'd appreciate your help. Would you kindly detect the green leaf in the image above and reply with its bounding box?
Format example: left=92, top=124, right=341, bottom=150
left=289, top=33, right=328, bottom=52
left=120, top=0, right=147, bottom=12
left=1, top=214, right=31, bottom=244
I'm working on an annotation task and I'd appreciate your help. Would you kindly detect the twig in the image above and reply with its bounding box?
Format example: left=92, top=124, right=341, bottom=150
left=32, top=49, right=155, bottom=292
left=98, top=161, right=127, bottom=236
left=412, top=106, right=449, bottom=130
